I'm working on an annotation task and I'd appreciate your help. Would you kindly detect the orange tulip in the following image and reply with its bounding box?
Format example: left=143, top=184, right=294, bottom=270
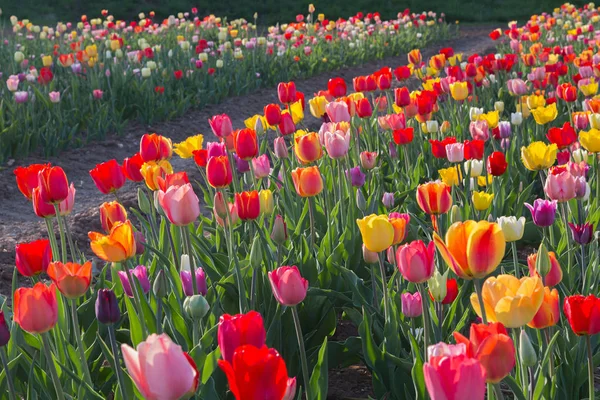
left=434, top=221, right=506, bottom=280
left=294, top=131, right=322, bottom=164
left=89, top=220, right=136, bottom=262
left=99, top=201, right=128, bottom=233
left=528, top=286, right=560, bottom=329
left=13, top=283, right=58, bottom=334
left=140, top=160, right=173, bottom=191
left=47, top=261, right=92, bottom=299
left=291, top=166, right=323, bottom=197
left=416, top=181, right=453, bottom=215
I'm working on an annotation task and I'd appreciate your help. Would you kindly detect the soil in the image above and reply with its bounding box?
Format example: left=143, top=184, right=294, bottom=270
left=0, top=24, right=496, bottom=399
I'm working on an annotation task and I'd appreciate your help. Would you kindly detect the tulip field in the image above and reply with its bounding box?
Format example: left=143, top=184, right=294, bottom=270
left=4, top=1, right=600, bottom=400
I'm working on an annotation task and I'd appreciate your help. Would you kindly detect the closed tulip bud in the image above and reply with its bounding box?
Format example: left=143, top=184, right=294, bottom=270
left=95, top=289, right=121, bottom=325
left=401, top=292, right=422, bottom=318
left=464, top=159, right=483, bottom=177
left=450, top=204, right=462, bottom=224
left=382, top=192, right=394, bottom=208
left=269, top=266, right=308, bottom=306
left=100, top=201, right=128, bottom=233
left=519, top=330, right=537, bottom=367
left=249, top=235, right=263, bottom=270
left=213, top=191, right=228, bottom=219
left=511, top=112, right=523, bottom=125
left=273, top=137, right=289, bottom=159
left=134, top=231, right=146, bottom=255
left=356, top=189, right=366, bottom=211
left=0, top=311, right=9, bottom=347
left=440, top=120, right=451, bottom=134
left=426, top=120, right=439, bottom=133
left=153, top=270, right=168, bottom=298
left=271, top=215, right=288, bottom=245
left=535, top=242, right=551, bottom=280
left=184, top=295, right=210, bottom=320
left=428, top=269, right=448, bottom=302
left=494, top=101, right=504, bottom=112
left=137, top=187, right=151, bottom=214
left=572, top=149, right=589, bottom=163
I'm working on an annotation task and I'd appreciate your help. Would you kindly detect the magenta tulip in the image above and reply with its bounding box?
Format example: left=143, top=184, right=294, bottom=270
left=397, top=240, right=436, bottom=283
left=401, top=292, right=423, bottom=318
left=268, top=266, right=308, bottom=306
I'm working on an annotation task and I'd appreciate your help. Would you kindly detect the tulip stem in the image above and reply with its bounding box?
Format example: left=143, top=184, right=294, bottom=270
left=124, top=261, right=149, bottom=337
left=70, top=299, right=93, bottom=386
left=52, top=205, right=68, bottom=263
left=511, top=242, right=521, bottom=278
left=108, top=325, right=128, bottom=400
left=63, top=221, right=79, bottom=263
left=292, top=306, right=311, bottom=400
left=44, top=218, right=60, bottom=261
left=308, top=197, right=316, bottom=250
left=166, top=223, right=180, bottom=271
left=417, top=283, right=432, bottom=354
left=0, top=347, right=17, bottom=400
left=581, top=245, right=587, bottom=291
left=474, top=279, right=488, bottom=324
left=378, top=252, right=390, bottom=322
left=588, top=335, right=595, bottom=400
left=41, top=332, right=66, bottom=400
left=181, top=226, right=199, bottom=295
left=493, top=383, right=504, bottom=400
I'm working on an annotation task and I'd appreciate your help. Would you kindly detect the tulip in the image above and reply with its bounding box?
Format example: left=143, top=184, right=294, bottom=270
left=423, top=342, right=486, bottom=400
left=140, top=160, right=174, bottom=191
left=14, top=163, right=49, bottom=200
left=530, top=103, right=558, bottom=125
left=496, top=216, right=525, bottom=242
left=252, top=155, right=271, bottom=178
left=445, top=143, right=464, bottom=163
left=393, top=128, right=414, bottom=145
left=464, top=139, right=485, bottom=160
left=235, top=191, right=261, bottom=220
left=157, top=183, right=200, bottom=226
left=395, top=87, right=411, bottom=107
left=347, top=166, right=366, bottom=187
left=37, top=165, right=69, bottom=204
left=95, top=289, right=121, bottom=325
left=122, top=334, right=198, bottom=400
left=470, top=275, right=544, bottom=328
left=434, top=220, right=505, bottom=280
left=524, top=199, right=557, bottom=227
left=0, top=311, right=10, bottom=347
left=259, top=190, right=274, bottom=215
left=429, top=137, right=457, bottom=159
left=294, top=131, right=322, bottom=164
left=544, top=168, right=576, bottom=202
left=309, top=96, right=328, bottom=118
left=579, top=128, right=600, bottom=153
left=470, top=120, right=490, bottom=141
left=233, top=129, right=258, bottom=161
left=89, top=159, right=126, bottom=194
left=568, top=222, right=594, bottom=245
left=208, top=114, right=233, bottom=138
left=173, top=134, right=204, bottom=159
left=528, top=251, right=563, bottom=287
left=328, top=77, right=347, bottom=97
left=326, top=101, right=351, bottom=123
left=528, top=287, right=560, bottom=329
left=359, top=151, right=378, bottom=170
left=118, top=265, right=151, bottom=298
left=453, top=322, right=515, bottom=383
left=278, top=112, right=296, bottom=135
left=450, top=81, right=469, bottom=101
left=291, top=166, right=323, bottom=197
left=13, top=283, right=58, bottom=334
left=269, top=266, right=308, bottom=306
left=382, top=192, right=395, bottom=208
left=271, top=215, right=288, bottom=245
left=356, top=214, right=394, bottom=253
left=547, top=122, right=577, bottom=150
left=47, top=261, right=92, bottom=299
left=89, top=220, right=136, bottom=262
left=219, top=345, right=296, bottom=400
left=356, top=98, right=373, bottom=118
left=14, top=91, right=28, bottom=103
left=218, top=311, right=266, bottom=363
left=273, top=137, right=289, bottom=159
left=32, top=187, right=56, bottom=218
left=416, top=181, right=453, bottom=215
left=139, top=133, right=173, bottom=162
left=123, top=153, right=145, bottom=182
left=207, top=156, right=233, bottom=188
left=521, top=141, right=558, bottom=171
left=472, top=191, right=494, bottom=211
left=463, top=160, right=483, bottom=178
left=396, top=240, right=435, bottom=283
left=15, top=239, right=52, bottom=277
left=180, top=268, right=208, bottom=296
left=234, top=154, right=250, bottom=173
left=563, top=295, right=600, bottom=335
left=440, top=278, right=459, bottom=304
left=401, top=292, right=422, bottom=318
left=324, top=130, right=350, bottom=159
left=215, top=202, right=239, bottom=228
left=278, top=81, right=297, bottom=104
left=100, top=201, right=128, bottom=233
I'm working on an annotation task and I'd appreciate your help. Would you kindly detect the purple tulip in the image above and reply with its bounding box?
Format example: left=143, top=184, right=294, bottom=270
left=388, top=141, right=398, bottom=159
left=234, top=153, right=250, bottom=173
left=525, top=199, right=557, bottom=227
left=382, top=192, right=395, bottom=208
left=346, top=166, right=366, bottom=187
left=498, top=121, right=511, bottom=138
left=118, top=265, right=151, bottom=297
left=14, top=91, right=28, bottom=103
left=568, top=222, right=594, bottom=245
left=180, top=268, right=208, bottom=296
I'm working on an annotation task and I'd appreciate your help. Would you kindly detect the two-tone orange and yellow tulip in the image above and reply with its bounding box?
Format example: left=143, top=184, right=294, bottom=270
left=416, top=181, right=453, bottom=215
left=89, top=220, right=136, bottom=262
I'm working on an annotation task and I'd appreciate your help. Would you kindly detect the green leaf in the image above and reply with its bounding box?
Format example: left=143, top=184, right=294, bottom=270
left=309, top=337, right=328, bottom=400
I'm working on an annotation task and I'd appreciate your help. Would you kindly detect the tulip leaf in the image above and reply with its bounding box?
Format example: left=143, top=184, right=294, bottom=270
left=309, top=337, right=328, bottom=400
left=503, top=376, right=527, bottom=400
left=122, top=295, right=143, bottom=347
left=201, top=347, right=221, bottom=385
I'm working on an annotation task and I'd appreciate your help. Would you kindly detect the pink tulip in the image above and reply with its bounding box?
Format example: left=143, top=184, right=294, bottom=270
left=378, top=113, right=406, bottom=130
left=49, top=91, right=61, bottom=103
left=401, top=292, right=422, bottom=318
left=14, top=91, right=28, bottom=103
left=180, top=268, right=207, bottom=296
left=92, top=89, right=103, bottom=100
left=423, top=342, right=486, bottom=400
left=214, top=201, right=239, bottom=228
left=158, top=183, right=200, bottom=226
left=445, top=143, right=464, bottom=163
left=58, top=183, right=76, bottom=216
left=324, top=130, right=350, bottom=159
left=326, top=101, right=351, bottom=123
left=208, top=114, right=233, bottom=137
left=121, top=334, right=198, bottom=400
left=544, top=169, right=576, bottom=202
left=251, top=154, right=271, bottom=178
left=396, top=240, right=435, bottom=283
left=118, top=265, right=150, bottom=297
left=506, top=79, right=528, bottom=96
left=469, top=120, right=490, bottom=141
left=360, top=151, right=378, bottom=170
left=206, top=142, right=227, bottom=159
left=274, top=137, right=289, bottom=159
left=268, top=266, right=308, bottom=306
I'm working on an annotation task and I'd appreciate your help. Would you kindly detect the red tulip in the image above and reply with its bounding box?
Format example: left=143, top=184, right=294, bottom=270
left=192, top=149, right=208, bottom=167
left=429, top=137, right=457, bottom=159
left=37, top=166, right=69, bottom=204
left=219, top=345, right=296, bottom=400
left=14, top=283, right=58, bottom=334
left=464, top=139, right=484, bottom=160
left=278, top=81, right=296, bottom=104
left=546, top=122, right=577, bottom=149
left=563, top=295, right=600, bottom=335
left=278, top=112, right=296, bottom=136
left=32, top=187, right=56, bottom=218
left=268, top=266, right=308, bottom=306
left=453, top=322, right=516, bottom=383
left=353, top=76, right=368, bottom=92
left=557, top=83, right=577, bottom=102
left=393, top=128, right=414, bottom=145
left=233, top=129, right=258, bottom=160
left=395, top=87, right=411, bottom=107
left=394, top=66, right=412, bottom=81
left=140, top=133, right=173, bottom=162
left=15, top=239, right=52, bottom=277
left=38, top=67, right=54, bottom=85
left=442, top=278, right=459, bottom=304
left=328, top=77, right=347, bottom=98
left=218, top=311, right=266, bottom=363
left=235, top=191, right=261, bottom=220
left=173, top=70, right=183, bottom=80
left=356, top=98, right=373, bottom=118
left=123, top=153, right=145, bottom=182
left=207, top=156, right=232, bottom=188
left=264, top=104, right=282, bottom=126
left=14, top=163, right=49, bottom=200
left=487, top=152, right=507, bottom=176
left=377, top=72, right=392, bottom=90
left=89, top=159, right=126, bottom=194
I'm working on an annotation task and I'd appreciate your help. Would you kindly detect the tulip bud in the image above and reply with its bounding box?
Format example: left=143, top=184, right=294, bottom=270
left=95, top=289, right=121, bottom=325
left=519, top=330, right=537, bottom=367
left=356, top=189, right=366, bottom=211
left=0, top=311, right=10, bottom=347
left=382, top=192, right=395, bottom=208
left=535, top=242, right=551, bottom=279
left=153, top=270, right=168, bottom=298
left=183, top=295, right=210, bottom=320
left=274, top=137, right=288, bottom=159
left=450, top=205, right=462, bottom=224
left=271, top=215, right=288, bottom=245
left=428, top=269, right=448, bottom=302
left=213, top=192, right=228, bottom=219
left=362, top=244, right=379, bottom=264
left=440, top=120, right=451, bottom=134
left=137, top=187, right=151, bottom=214
left=250, top=235, right=263, bottom=269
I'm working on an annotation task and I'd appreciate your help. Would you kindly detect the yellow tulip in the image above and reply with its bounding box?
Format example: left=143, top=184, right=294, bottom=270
left=477, top=174, right=493, bottom=187
left=85, top=44, right=98, bottom=58
left=521, top=141, right=558, bottom=170
left=450, top=81, right=469, bottom=101
left=244, top=114, right=270, bottom=131
left=347, top=92, right=364, bottom=102
left=259, top=189, right=274, bottom=215
left=472, top=191, right=494, bottom=211
left=42, top=55, right=53, bottom=67
left=516, top=102, right=531, bottom=119
left=478, top=110, right=499, bottom=129
left=470, top=275, right=544, bottom=328
left=434, top=220, right=505, bottom=281
left=580, top=79, right=598, bottom=97
left=356, top=214, right=394, bottom=253
left=526, top=94, right=546, bottom=110
left=88, top=220, right=136, bottom=262
left=289, top=100, right=304, bottom=124
left=173, top=134, right=204, bottom=159
left=531, top=103, right=558, bottom=125
left=140, top=160, right=173, bottom=191
left=579, top=128, right=600, bottom=153
left=438, top=167, right=461, bottom=187
left=309, top=96, right=329, bottom=118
